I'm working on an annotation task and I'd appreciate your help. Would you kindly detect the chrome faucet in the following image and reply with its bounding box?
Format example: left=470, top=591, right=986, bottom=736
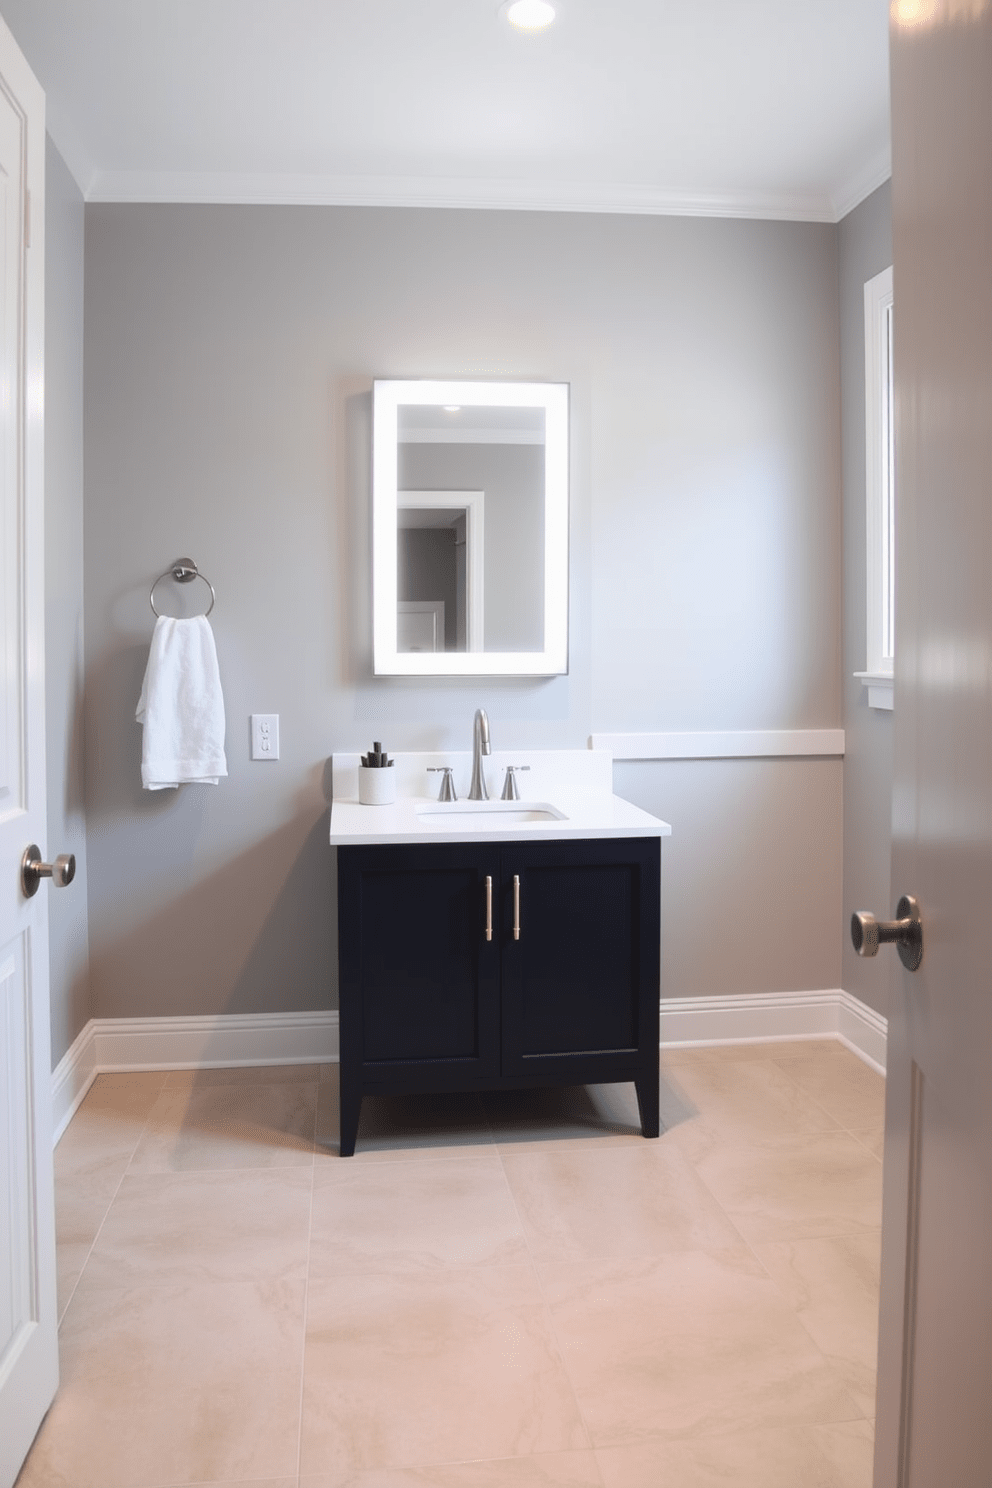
left=469, top=708, right=491, bottom=800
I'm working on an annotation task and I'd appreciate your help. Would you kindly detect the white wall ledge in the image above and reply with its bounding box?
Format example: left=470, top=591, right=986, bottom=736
left=853, top=672, right=894, bottom=711
left=591, top=730, right=845, bottom=760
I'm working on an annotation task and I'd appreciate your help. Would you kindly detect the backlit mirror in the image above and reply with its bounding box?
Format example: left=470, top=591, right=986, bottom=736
left=372, top=379, right=569, bottom=675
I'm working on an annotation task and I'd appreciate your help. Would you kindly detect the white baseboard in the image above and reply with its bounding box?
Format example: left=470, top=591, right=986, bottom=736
left=51, top=1011, right=339, bottom=1144
left=51, top=991, right=884, bottom=1145
left=659, top=988, right=886, bottom=1075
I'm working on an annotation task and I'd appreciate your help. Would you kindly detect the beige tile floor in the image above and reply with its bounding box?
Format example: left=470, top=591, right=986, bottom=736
left=17, top=1039, right=884, bottom=1488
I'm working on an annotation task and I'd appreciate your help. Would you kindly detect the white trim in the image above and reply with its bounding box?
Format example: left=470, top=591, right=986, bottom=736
left=52, top=992, right=884, bottom=1145
left=864, top=265, right=895, bottom=679
left=82, top=169, right=856, bottom=223
left=660, top=989, right=886, bottom=1074
left=373, top=379, right=568, bottom=677
left=591, top=730, right=845, bottom=760
left=51, top=1020, right=99, bottom=1143
left=854, top=671, right=894, bottom=711
left=51, top=1012, right=339, bottom=1144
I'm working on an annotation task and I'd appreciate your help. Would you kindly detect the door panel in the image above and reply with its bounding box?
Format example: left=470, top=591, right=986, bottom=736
left=507, top=859, right=638, bottom=1057
left=359, top=861, right=494, bottom=1065
left=338, top=843, right=500, bottom=1081
left=501, top=839, right=659, bottom=1079
left=0, top=946, right=31, bottom=1371
left=875, top=7, right=992, bottom=1484
left=0, top=17, right=55, bottom=1488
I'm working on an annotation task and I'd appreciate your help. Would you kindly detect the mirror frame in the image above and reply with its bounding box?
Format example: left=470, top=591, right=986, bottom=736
left=372, top=378, right=569, bottom=676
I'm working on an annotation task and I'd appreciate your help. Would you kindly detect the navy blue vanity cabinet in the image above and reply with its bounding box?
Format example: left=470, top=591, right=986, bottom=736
left=336, top=835, right=660, bottom=1156
left=499, top=837, right=660, bottom=1140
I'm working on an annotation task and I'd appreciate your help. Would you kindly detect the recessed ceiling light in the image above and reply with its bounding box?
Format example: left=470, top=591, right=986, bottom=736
left=501, top=0, right=556, bottom=32
left=443, top=405, right=462, bottom=413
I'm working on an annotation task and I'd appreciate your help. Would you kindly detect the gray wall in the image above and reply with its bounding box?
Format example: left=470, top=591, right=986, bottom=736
left=839, top=181, right=894, bottom=1017
left=82, top=204, right=844, bottom=1024
left=45, top=137, right=90, bottom=1065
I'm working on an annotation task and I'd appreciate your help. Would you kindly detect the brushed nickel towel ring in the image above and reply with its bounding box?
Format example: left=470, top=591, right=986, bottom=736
left=149, top=558, right=216, bottom=618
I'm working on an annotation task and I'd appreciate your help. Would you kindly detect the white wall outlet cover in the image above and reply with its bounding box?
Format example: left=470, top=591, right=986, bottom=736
left=250, top=714, right=279, bottom=760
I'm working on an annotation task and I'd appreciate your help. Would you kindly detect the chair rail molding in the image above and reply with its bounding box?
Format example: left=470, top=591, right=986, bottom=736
left=591, top=730, right=845, bottom=760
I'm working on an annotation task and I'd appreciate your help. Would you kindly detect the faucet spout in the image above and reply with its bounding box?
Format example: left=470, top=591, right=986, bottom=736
left=469, top=708, right=491, bottom=800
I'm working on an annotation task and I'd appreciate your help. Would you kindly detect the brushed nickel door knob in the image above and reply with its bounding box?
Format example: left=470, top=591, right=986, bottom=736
left=851, top=894, right=923, bottom=972
left=21, top=844, right=76, bottom=898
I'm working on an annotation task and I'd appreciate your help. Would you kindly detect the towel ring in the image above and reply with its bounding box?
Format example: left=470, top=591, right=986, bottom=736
left=149, top=558, right=216, bottom=618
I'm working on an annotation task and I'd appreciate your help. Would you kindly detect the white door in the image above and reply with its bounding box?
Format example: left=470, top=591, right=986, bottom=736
left=873, top=6, right=992, bottom=1485
left=0, top=18, right=57, bottom=1488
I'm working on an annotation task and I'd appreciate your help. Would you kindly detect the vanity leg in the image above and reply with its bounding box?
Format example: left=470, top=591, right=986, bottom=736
left=339, top=1071, right=362, bottom=1158
left=634, top=1069, right=660, bottom=1139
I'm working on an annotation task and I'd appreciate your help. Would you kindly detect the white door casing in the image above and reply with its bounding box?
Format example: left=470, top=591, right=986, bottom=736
left=0, top=17, right=56, bottom=1488
left=874, top=6, right=992, bottom=1485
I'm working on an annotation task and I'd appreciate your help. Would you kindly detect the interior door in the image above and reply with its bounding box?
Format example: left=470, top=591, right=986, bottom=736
left=0, top=18, right=57, bottom=1488
left=873, top=7, right=992, bottom=1484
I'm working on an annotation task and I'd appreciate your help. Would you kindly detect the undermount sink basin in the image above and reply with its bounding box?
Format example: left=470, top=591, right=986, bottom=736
left=415, top=800, right=568, bottom=826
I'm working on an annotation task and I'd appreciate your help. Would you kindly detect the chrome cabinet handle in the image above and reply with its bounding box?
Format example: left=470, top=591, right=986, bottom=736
left=21, top=844, right=76, bottom=898
left=485, top=875, right=493, bottom=941
left=851, top=894, right=923, bottom=972
left=513, top=874, right=521, bottom=940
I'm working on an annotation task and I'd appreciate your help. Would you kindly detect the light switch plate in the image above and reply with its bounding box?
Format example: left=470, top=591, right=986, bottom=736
left=250, top=714, right=279, bottom=760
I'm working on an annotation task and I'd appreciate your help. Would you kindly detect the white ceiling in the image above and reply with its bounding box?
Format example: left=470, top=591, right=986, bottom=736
left=0, top=0, right=891, bottom=221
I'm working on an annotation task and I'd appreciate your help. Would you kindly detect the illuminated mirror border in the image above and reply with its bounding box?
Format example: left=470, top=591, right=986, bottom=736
left=372, top=378, right=569, bottom=676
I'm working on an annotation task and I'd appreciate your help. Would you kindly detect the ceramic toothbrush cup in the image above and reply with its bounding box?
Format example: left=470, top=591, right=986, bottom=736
left=358, top=766, right=396, bottom=805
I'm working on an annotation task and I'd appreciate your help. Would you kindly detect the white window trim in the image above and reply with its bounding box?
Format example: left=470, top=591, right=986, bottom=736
left=858, top=265, right=894, bottom=711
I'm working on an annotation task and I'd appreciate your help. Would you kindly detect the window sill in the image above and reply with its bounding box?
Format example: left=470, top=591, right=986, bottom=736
left=854, top=671, right=893, bottom=711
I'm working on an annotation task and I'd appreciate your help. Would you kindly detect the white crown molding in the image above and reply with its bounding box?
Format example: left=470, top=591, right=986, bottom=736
left=831, top=146, right=892, bottom=222
left=83, top=168, right=843, bottom=222
left=51, top=992, right=883, bottom=1145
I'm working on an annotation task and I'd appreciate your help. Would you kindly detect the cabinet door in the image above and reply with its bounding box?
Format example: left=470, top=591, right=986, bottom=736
left=338, top=843, right=500, bottom=1087
left=500, top=838, right=660, bottom=1080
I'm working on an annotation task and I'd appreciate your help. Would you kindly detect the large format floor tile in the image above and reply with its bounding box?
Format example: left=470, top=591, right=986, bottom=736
left=309, top=1155, right=528, bottom=1275
left=17, top=1275, right=306, bottom=1488
left=129, top=1079, right=318, bottom=1172
left=689, top=1130, right=884, bottom=1243
left=594, top=1418, right=875, bottom=1488
left=300, top=1265, right=589, bottom=1478
left=773, top=1052, right=885, bottom=1130
left=657, top=1057, right=843, bottom=1144
left=754, top=1232, right=882, bottom=1416
left=299, top=1453, right=606, bottom=1488
left=500, top=1141, right=749, bottom=1263
left=83, top=1166, right=313, bottom=1287
left=539, top=1250, right=861, bottom=1445
left=19, top=1039, right=884, bottom=1488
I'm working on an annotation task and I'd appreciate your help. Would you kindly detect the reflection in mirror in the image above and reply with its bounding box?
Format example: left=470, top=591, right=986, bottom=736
left=373, top=381, right=568, bottom=676
left=398, top=493, right=485, bottom=652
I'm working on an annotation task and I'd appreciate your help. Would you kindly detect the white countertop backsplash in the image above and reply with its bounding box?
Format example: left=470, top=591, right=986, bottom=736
left=329, top=750, right=672, bottom=846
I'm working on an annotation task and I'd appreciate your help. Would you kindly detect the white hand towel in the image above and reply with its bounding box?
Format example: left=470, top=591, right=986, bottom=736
left=136, top=615, right=228, bottom=789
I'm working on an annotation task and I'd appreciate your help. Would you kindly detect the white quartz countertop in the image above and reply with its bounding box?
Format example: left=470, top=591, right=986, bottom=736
left=329, top=750, right=672, bottom=847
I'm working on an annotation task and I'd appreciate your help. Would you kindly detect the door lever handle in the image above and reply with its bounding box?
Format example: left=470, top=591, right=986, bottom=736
left=851, top=894, right=923, bottom=972
left=21, top=844, right=76, bottom=898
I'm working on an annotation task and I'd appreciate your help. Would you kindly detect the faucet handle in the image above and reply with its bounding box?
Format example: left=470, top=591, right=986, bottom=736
left=501, top=765, right=530, bottom=801
left=427, top=766, right=457, bottom=802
